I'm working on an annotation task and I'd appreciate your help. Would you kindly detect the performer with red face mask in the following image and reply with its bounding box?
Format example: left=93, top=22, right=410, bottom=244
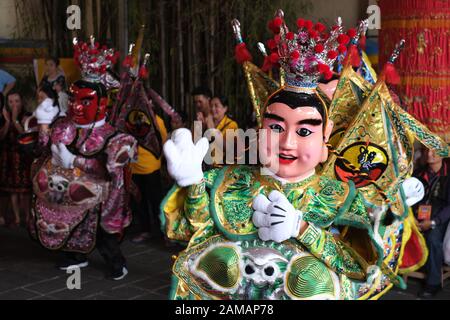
left=30, top=38, right=138, bottom=281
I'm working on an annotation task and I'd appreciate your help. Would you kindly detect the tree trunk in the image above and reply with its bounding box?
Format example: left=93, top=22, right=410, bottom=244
left=51, top=0, right=58, bottom=56
left=117, top=0, right=128, bottom=61
left=99, top=0, right=110, bottom=43
left=191, top=1, right=199, bottom=89
left=170, top=4, right=176, bottom=107
left=92, top=0, right=99, bottom=37
left=177, top=0, right=185, bottom=110
left=209, top=0, right=215, bottom=93
left=159, top=0, right=168, bottom=99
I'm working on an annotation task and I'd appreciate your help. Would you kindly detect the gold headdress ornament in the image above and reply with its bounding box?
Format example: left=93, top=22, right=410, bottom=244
left=231, top=11, right=354, bottom=128
left=73, top=35, right=120, bottom=90
left=257, top=41, right=287, bottom=87
left=321, top=40, right=448, bottom=288
left=333, top=18, right=377, bottom=85
left=322, top=39, right=449, bottom=221
left=321, top=40, right=412, bottom=221
left=231, top=19, right=279, bottom=128
left=259, top=10, right=353, bottom=130
left=327, top=63, right=374, bottom=149
left=270, top=10, right=345, bottom=94
left=122, top=25, right=146, bottom=74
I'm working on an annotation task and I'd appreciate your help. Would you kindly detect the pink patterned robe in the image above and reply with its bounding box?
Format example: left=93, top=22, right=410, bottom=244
left=30, top=117, right=138, bottom=253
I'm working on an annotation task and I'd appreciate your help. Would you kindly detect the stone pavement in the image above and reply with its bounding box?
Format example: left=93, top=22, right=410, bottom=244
left=0, top=226, right=449, bottom=300
left=0, top=226, right=178, bottom=300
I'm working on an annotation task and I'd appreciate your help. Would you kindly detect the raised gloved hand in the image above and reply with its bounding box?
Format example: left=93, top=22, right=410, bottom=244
left=252, top=191, right=303, bottom=243
left=51, top=143, right=76, bottom=169
left=35, top=98, right=59, bottom=125
left=402, top=177, right=425, bottom=207
left=163, top=128, right=210, bottom=187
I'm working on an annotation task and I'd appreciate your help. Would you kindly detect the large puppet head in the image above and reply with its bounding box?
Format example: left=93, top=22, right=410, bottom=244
left=258, top=11, right=347, bottom=182
left=261, top=90, right=333, bottom=182
left=68, top=80, right=108, bottom=125
left=71, top=37, right=119, bottom=126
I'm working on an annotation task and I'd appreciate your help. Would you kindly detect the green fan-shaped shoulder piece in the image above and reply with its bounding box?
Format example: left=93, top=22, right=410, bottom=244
left=195, top=245, right=241, bottom=290
left=285, top=254, right=339, bottom=300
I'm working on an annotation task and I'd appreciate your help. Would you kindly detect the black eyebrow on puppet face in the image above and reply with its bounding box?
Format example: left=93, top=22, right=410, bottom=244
left=297, top=119, right=323, bottom=126
left=264, top=113, right=323, bottom=126
left=263, top=113, right=285, bottom=122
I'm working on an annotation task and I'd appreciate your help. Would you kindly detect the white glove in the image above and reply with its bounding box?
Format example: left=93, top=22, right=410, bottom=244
left=35, top=98, right=59, bottom=125
left=163, top=128, right=210, bottom=187
left=252, top=191, right=303, bottom=243
left=51, top=143, right=76, bottom=169
left=402, top=177, right=425, bottom=207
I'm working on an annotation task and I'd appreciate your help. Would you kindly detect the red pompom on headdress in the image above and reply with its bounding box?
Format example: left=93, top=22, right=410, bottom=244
left=267, top=11, right=346, bottom=91
left=379, top=40, right=405, bottom=86
left=234, top=43, right=253, bottom=64
left=231, top=19, right=253, bottom=64
left=138, top=54, right=151, bottom=80
left=341, top=20, right=369, bottom=69
left=73, top=36, right=119, bottom=88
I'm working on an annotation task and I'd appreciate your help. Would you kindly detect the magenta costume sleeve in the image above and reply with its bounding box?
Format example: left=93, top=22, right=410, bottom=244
left=99, top=133, right=138, bottom=234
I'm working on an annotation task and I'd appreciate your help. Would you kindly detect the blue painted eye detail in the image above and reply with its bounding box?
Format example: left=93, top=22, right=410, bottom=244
left=297, top=128, right=312, bottom=137
left=269, top=124, right=284, bottom=133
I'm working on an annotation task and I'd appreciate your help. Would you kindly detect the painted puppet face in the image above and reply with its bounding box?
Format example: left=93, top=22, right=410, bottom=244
left=261, top=102, right=333, bottom=182
left=68, top=84, right=107, bottom=125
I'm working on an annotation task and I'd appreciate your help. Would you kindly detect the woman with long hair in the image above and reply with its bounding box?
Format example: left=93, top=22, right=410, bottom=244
left=40, top=57, right=66, bottom=92
left=0, top=91, right=33, bottom=227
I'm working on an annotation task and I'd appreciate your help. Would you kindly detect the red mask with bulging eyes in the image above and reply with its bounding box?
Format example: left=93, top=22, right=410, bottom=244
left=68, top=85, right=107, bottom=125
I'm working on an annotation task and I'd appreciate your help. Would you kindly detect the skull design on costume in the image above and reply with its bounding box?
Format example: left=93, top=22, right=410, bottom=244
left=239, top=247, right=289, bottom=300
left=47, top=175, right=70, bottom=204
left=189, top=241, right=292, bottom=300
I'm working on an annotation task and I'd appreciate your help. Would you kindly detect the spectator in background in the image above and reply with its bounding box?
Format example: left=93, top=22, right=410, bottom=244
left=192, top=87, right=212, bottom=132
left=206, top=96, right=239, bottom=167
left=208, top=96, right=238, bottom=133
left=0, top=69, right=16, bottom=97
left=130, top=114, right=168, bottom=244
left=0, top=91, right=33, bottom=228
left=169, top=111, right=188, bottom=133
left=413, top=147, right=450, bottom=298
left=37, top=83, right=60, bottom=118
left=0, top=93, right=8, bottom=227
left=40, top=57, right=66, bottom=92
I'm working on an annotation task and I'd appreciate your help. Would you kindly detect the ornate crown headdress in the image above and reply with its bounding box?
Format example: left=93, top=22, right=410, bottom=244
left=267, top=10, right=349, bottom=94
left=73, top=36, right=120, bottom=89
